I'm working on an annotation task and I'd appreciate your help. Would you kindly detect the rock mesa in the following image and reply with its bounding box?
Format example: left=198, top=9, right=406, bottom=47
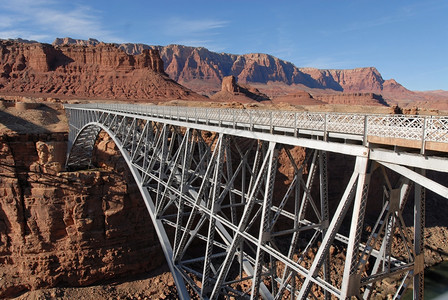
left=0, top=40, right=206, bottom=101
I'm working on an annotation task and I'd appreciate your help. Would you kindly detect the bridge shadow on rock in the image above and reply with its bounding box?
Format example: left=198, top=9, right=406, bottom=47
left=0, top=106, right=50, bottom=134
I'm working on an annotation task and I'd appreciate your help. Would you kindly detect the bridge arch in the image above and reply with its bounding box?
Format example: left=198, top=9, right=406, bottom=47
left=66, top=121, right=190, bottom=298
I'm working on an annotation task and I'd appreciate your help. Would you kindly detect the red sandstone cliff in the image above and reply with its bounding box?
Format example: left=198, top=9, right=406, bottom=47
left=0, top=132, right=163, bottom=298
left=0, top=40, right=206, bottom=101
left=153, top=45, right=316, bottom=93
left=272, top=90, right=391, bottom=107
left=314, top=92, right=389, bottom=106
left=53, top=38, right=442, bottom=107
left=50, top=38, right=448, bottom=109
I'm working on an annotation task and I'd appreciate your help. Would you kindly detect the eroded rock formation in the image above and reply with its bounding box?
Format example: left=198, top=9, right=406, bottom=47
left=272, top=90, right=324, bottom=105
left=314, top=92, right=389, bottom=106
left=0, top=132, right=163, bottom=298
left=211, top=75, right=270, bottom=103
left=50, top=38, right=448, bottom=109
left=272, top=90, right=388, bottom=107
left=0, top=40, right=206, bottom=101
left=51, top=39, right=404, bottom=93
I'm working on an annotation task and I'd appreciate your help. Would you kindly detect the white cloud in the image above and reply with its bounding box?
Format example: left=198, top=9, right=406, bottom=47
left=0, top=16, right=15, bottom=29
left=0, top=0, right=122, bottom=43
left=164, top=17, right=229, bottom=37
left=159, top=17, right=229, bottom=51
left=0, top=30, right=50, bottom=41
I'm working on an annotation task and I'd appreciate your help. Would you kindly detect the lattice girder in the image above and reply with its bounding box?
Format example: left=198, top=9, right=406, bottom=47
left=65, top=105, right=448, bottom=300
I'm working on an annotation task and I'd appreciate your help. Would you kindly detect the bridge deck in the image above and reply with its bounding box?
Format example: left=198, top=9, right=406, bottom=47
left=66, top=103, right=448, bottom=154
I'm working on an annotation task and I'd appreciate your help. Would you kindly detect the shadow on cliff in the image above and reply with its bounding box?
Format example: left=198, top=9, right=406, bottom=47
left=0, top=109, right=50, bottom=133
left=50, top=48, right=75, bottom=70
left=0, top=161, right=80, bottom=193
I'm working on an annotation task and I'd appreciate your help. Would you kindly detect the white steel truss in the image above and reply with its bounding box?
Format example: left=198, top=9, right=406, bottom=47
left=65, top=104, right=448, bottom=299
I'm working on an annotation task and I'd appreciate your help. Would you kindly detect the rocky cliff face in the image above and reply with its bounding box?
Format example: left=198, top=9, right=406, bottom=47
left=0, top=132, right=163, bottom=298
left=299, top=67, right=417, bottom=100
left=272, top=90, right=389, bottom=107
left=314, top=92, right=389, bottom=106
left=152, top=45, right=317, bottom=92
left=50, top=38, right=448, bottom=109
left=49, top=38, right=448, bottom=109
left=149, top=45, right=399, bottom=95
left=0, top=40, right=206, bottom=101
left=51, top=39, right=406, bottom=95
left=152, top=46, right=442, bottom=107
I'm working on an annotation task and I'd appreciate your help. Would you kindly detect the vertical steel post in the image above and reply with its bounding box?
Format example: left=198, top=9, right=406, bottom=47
left=363, top=115, right=369, bottom=146
left=319, top=150, right=330, bottom=300
left=294, top=112, right=298, bottom=137
left=421, top=117, right=428, bottom=155
left=413, top=169, right=425, bottom=300
left=324, top=114, right=328, bottom=141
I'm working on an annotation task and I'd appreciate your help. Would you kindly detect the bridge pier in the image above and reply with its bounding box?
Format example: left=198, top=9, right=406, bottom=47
left=64, top=104, right=448, bottom=299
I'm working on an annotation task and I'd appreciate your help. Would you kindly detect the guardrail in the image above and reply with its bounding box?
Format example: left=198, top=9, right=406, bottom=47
left=65, top=103, right=448, bottom=153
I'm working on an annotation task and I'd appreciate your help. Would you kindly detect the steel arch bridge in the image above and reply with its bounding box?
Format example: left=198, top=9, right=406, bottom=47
left=65, top=103, right=448, bottom=299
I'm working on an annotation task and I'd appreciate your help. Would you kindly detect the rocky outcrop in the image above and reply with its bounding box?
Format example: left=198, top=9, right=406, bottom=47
left=49, top=39, right=379, bottom=91
left=299, top=67, right=383, bottom=92
left=53, top=37, right=101, bottom=47
left=221, top=75, right=238, bottom=93
left=153, top=47, right=413, bottom=100
left=272, top=90, right=388, bottom=107
left=273, top=90, right=325, bottom=105
left=315, top=92, right=389, bottom=106
left=0, top=132, right=163, bottom=298
left=0, top=40, right=206, bottom=101
left=299, top=68, right=418, bottom=102
left=53, top=38, right=153, bottom=57
left=211, top=75, right=270, bottom=103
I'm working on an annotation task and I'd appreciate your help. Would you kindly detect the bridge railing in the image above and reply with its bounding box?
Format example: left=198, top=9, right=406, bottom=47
left=65, top=103, right=448, bottom=152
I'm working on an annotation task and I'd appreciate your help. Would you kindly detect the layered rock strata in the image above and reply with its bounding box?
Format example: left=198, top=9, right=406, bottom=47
left=0, top=132, right=163, bottom=298
left=0, top=40, right=206, bottom=101
left=51, top=38, right=410, bottom=95
left=52, top=38, right=443, bottom=108
left=314, top=92, right=389, bottom=106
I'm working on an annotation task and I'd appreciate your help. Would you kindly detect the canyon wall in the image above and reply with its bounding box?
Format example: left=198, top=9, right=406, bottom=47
left=152, top=46, right=420, bottom=104
left=0, top=132, right=163, bottom=298
left=4, top=37, right=443, bottom=109
left=52, top=38, right=438, bottom=106
left=0, top=40, right=205, bottom=101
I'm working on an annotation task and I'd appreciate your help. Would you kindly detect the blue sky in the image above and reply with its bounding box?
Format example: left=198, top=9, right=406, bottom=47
left=0, top=0, right=447, bottom=91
